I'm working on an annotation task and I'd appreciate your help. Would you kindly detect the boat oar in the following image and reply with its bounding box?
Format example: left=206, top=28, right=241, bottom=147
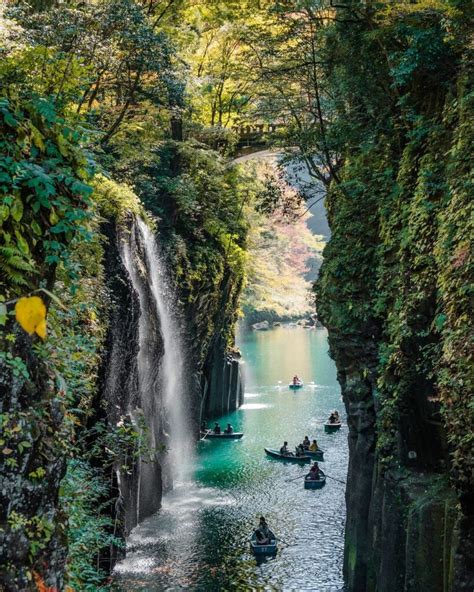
left=324, top=474, right=346, bottom=485
left=200, top=429, right=212, bottom=441
left=285, top=473, right=307, bottom=483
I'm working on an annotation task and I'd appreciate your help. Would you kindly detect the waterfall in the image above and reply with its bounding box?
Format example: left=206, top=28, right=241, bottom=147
left=136, top=218, right=192, bottom=483
left=120, top=217, right=192, bottom=506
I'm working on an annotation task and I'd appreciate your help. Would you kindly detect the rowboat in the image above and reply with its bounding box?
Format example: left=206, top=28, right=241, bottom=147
left=289, top=382, right=303, bottom=389
left=200, top=431, right=244, bottom=439
left=250, top=531, right=277, bottom=555
left=264, top=448, right=311, bottom=463
left=303, top=449, right=324, bottom=461
left=324, top=422, right=342, bottom=433
left=304, top=471, right=326, bottom=489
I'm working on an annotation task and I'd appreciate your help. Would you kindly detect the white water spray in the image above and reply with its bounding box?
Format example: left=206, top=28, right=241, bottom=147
left=136, top=218, right=193, bottom=483
left=121, top=217, right=193, bottom=496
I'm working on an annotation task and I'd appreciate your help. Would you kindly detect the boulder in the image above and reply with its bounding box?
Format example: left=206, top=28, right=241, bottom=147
left=252, top=320, right=270, bottom=331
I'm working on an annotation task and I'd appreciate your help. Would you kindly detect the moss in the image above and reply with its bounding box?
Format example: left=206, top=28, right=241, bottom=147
left=316, top=10, right=473, bottom=490
left=315, top=3, right=472, bottom=588
left=92, top=174, right=146, bottom=222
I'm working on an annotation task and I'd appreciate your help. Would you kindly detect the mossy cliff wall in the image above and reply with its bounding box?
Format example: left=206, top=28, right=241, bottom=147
left=160, top=231, right=246, bottom=425
left=128, top=140, right=248, bottom=426
left=99, top=208, right=246, bottom=533
left=315, top=6, right=473, bottom=591
left=99, top=216, right=165, bottom=535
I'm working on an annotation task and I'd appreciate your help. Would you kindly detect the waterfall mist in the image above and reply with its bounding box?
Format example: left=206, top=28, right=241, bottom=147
left=136, top=218, right=193, bottom=484
left=121, top=217, right=193, bottom=500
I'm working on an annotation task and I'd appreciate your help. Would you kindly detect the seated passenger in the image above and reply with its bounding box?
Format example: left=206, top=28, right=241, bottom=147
left=295, top=443, right=305, bottom=456
left=214, top=422, right=221, bottom=434
left=303, top=436, right=311, bottom=449
left=280, top=441, right=290, bottom=455
left=309, top=462, right=320, bottom=480
left=224, top=423, right=233, bottom=434
left=328, top=412, right=336, bottom=424
left=255, top=516, right=271, bottom=544
left=334, top=410, right=340, bottom=422
left=293, top=375, right=300, bottom=385
left=309, top=439, right=319, bottom=452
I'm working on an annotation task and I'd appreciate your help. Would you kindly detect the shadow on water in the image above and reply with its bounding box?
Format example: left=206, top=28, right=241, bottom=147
left=115, top=326, right=347, bottom=591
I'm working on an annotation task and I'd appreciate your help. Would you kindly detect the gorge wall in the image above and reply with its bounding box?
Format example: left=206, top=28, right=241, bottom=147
left=128, top=140, right=248, bottom=426
left=315, top=5, right=473, bottom=590
left=100, top=216, right=165, bottom=536
left=98, top=208, right=246, bottom=540
left=93, top=139, right=249, bottom=549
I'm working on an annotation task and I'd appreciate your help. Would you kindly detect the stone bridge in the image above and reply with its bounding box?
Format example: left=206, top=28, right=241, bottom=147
left=233, top=122, right=284, bottom=153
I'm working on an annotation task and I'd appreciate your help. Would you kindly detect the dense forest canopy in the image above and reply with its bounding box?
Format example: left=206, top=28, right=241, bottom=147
left=0, top=0, right=472, bottom=590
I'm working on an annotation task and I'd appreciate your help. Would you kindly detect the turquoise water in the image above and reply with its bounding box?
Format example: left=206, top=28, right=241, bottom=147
left=115, top=326, right=347, bottom=591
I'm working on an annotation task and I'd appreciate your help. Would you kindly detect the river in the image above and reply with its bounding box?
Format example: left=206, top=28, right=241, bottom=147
left=115, top=325, right=347, bottom=591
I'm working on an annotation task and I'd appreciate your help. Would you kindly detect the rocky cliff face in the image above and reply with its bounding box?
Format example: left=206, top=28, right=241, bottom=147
left=98, top=212, right=246, bottom=545
left=120, top=140, right=248, bottom=428
left=202, top=347, right=244, bottom=419
left=181, top=266, right=245, bottom=424
left=99, top=216, right=165, bottom=535
left=316, top=69, right=473, bottom=592
left=0, top=330, right=68, bottom=591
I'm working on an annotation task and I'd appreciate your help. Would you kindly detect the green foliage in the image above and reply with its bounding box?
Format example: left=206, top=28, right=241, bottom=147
left=240, top=160, right=325, bottom=324
left=314, top=0, right=473, bottom=495
left=6, top=0, right=181, bottom=145
left=92, top=174, right=145, bottom=221
left=0, top=95, right=93, bottom=297
left=61, top=459, right=124, bottom=591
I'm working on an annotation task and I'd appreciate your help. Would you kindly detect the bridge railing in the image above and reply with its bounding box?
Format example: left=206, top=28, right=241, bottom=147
left=233, top=123, right=284, bottom=147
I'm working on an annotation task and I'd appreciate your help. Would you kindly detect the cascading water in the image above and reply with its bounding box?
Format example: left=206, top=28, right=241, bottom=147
left=120, top=217, right=192, bottom=508
left=136, top=218, right=193, bottom=482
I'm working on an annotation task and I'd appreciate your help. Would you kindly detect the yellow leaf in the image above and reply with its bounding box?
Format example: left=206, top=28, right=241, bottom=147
left=15, top=296, right=47, bottom=337
left=35, top=319, right=47, bottom=340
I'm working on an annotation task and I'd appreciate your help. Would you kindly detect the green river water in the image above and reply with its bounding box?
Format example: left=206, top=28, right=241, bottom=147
left=116, top=326, right=347, bottom=591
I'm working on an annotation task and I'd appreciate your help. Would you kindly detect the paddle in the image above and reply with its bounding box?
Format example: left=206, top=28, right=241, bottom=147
left=324, top=474, right=346, bottom=485
left=200, top=429, right=212, bottom=441
left=286, top=470, right=345, bottom=485
left=285, top=473, right=307, bottom=483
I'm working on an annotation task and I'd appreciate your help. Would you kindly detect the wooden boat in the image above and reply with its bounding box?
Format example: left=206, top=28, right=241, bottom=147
left=264, top=448, right=311, bottom=463
left=304, top=471, right=326, bottom=489
left=200, top=431, right=244, bottom=439
left=303, top=448, right=324, bottom=461
left=289, top=381, right=303, bottom=389
left=324, top=422, right=342, bottom=433
left=250, top=531, right=277, bottom=555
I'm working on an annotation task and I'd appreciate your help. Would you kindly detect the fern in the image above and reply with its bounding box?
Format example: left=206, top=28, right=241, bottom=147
left=0, top=246, right=37, bottom=291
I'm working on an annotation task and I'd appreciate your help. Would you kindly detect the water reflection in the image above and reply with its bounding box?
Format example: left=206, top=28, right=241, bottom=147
left=115, top=327, right=347, bottom=591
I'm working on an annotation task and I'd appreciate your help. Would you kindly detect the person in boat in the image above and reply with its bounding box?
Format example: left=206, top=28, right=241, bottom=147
left=328, top=412, right=337, bottom=424
left=334, top=410, right=340, bottom=422
left=214, top=422, right=222, bottom=434
left=303, top=436, right=311, bottom=449
left=200, top=420, right=208, bottom=432
left=224, top=423, right=234, bottom=434
left=254, top=516, right=271, bottom=544
left=295, top=443, right=305, bottom=456
left=309, top=439, right=319, bottom=452
left=280, top=441, right=290, bottom=455
left=308, top=462, right=321, bottom=480
left=292, top=375, right=300, bottom=385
